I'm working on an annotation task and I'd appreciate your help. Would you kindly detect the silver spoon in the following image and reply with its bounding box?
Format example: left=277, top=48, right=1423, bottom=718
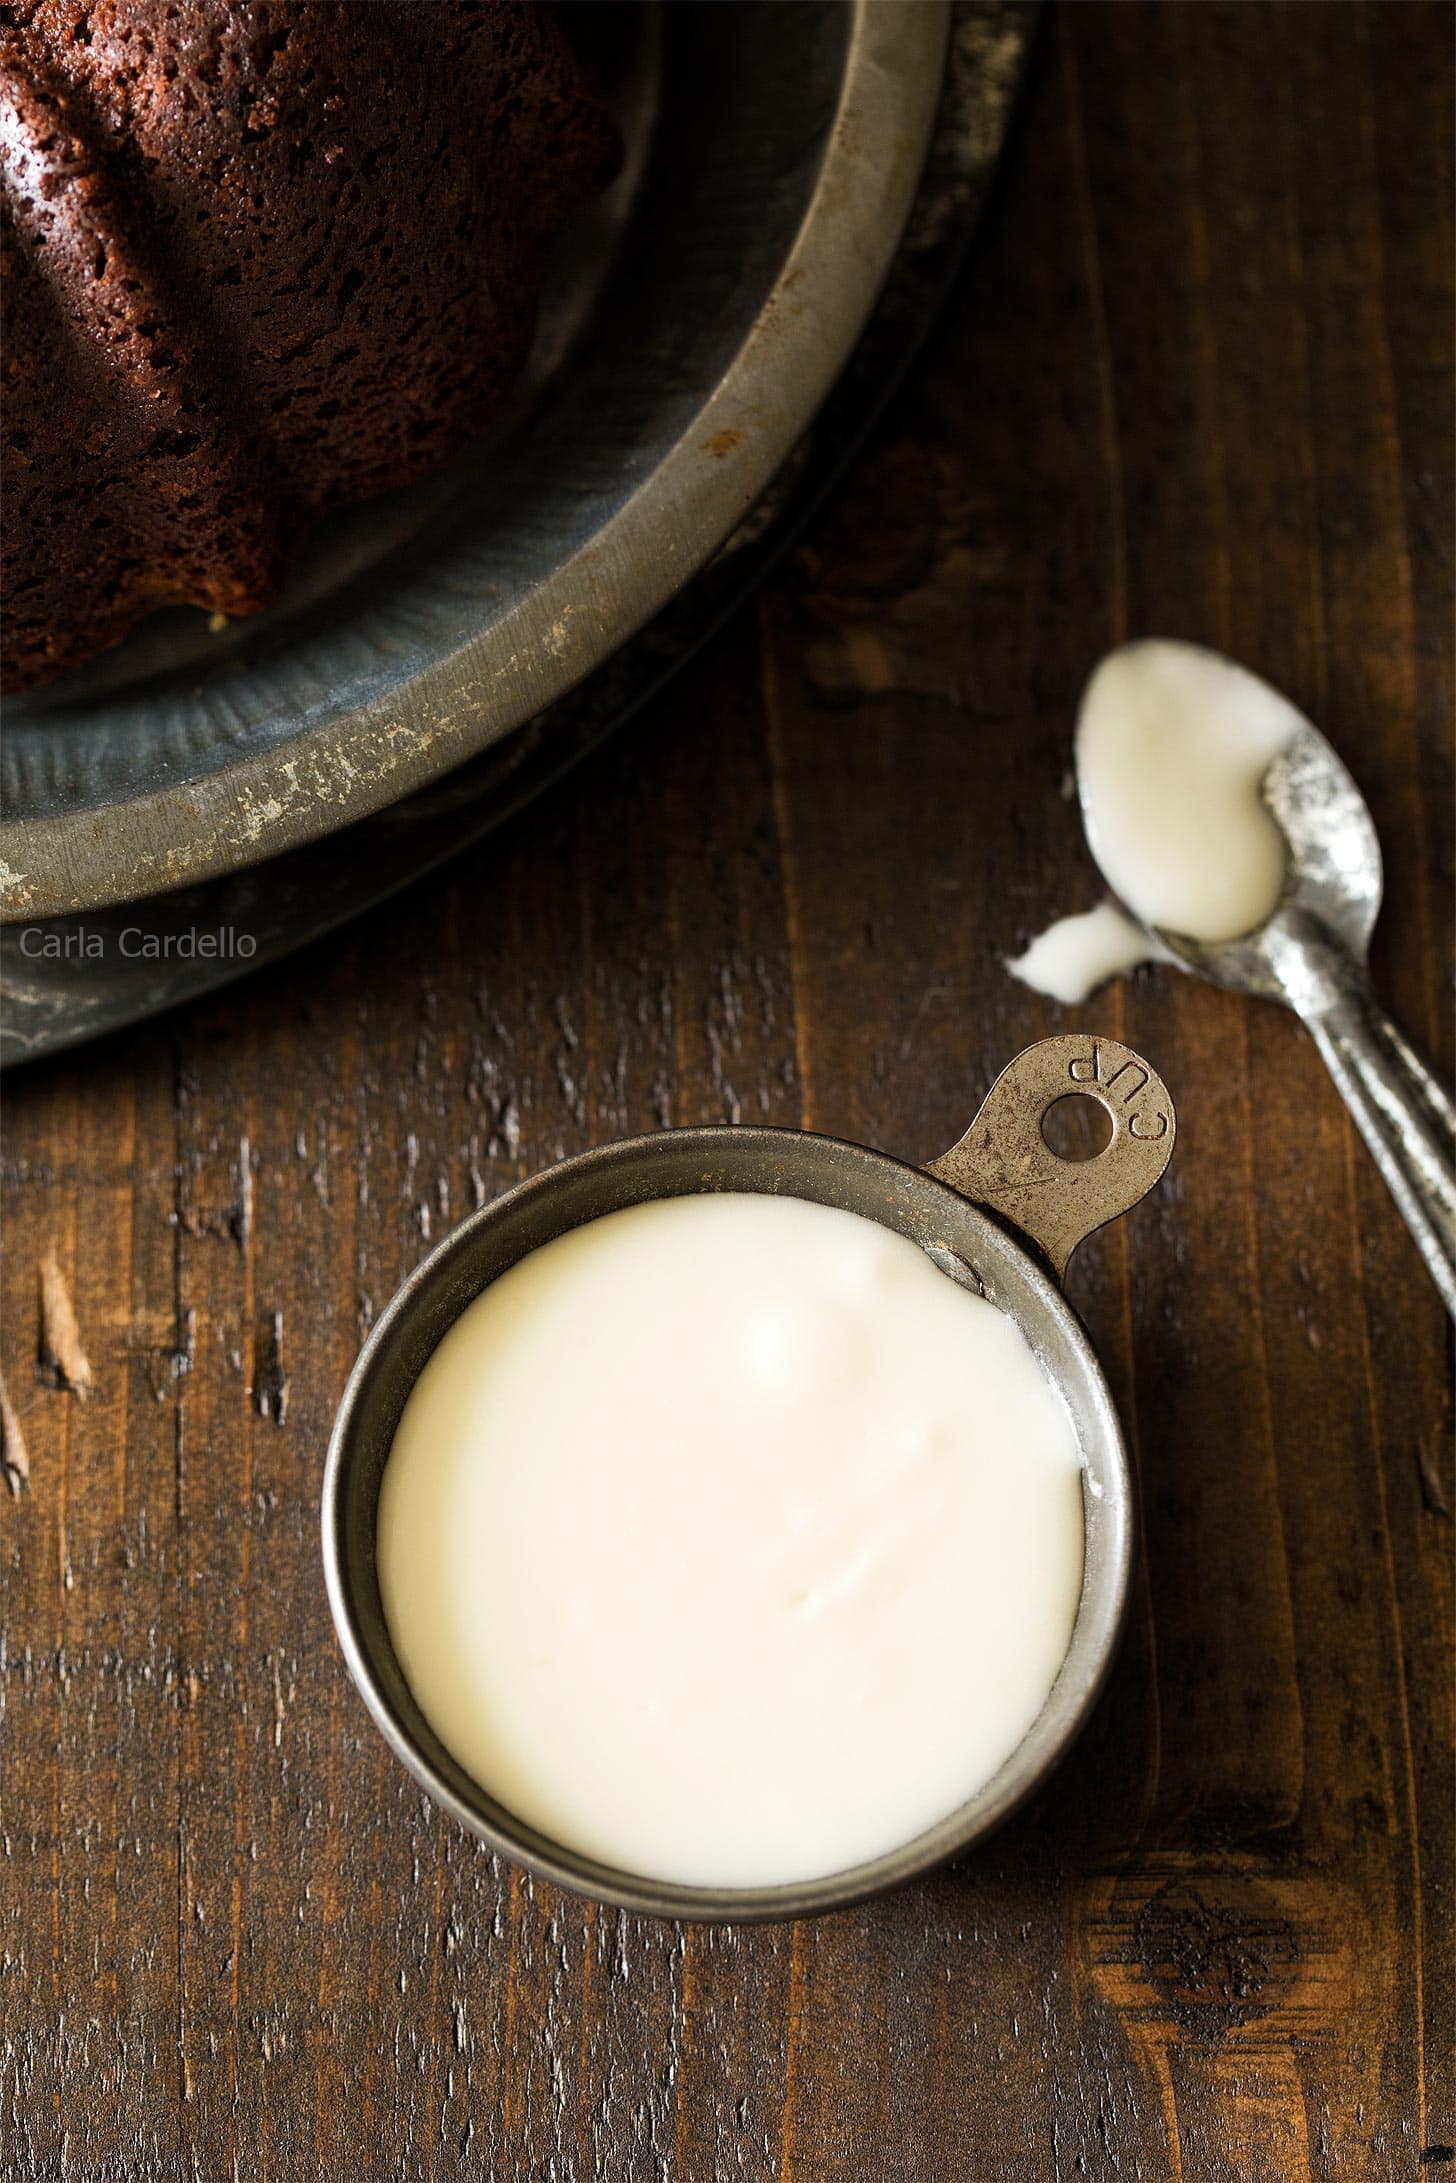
left=1077, top=665, right=1456, bottom=1316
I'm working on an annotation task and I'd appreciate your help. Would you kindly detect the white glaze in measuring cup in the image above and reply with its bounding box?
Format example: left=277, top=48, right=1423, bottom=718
left=377, top=1193, right=1086, bottom=1889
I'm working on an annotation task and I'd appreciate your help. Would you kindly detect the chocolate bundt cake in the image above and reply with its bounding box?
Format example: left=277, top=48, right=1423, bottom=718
left=0, top=1, right=619, bottom=691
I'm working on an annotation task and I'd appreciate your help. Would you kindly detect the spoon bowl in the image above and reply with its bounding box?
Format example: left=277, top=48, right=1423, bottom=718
left=1154, top=720, right=1383, bottom=1002
left=1076, top=643, right=1455, bottom=1314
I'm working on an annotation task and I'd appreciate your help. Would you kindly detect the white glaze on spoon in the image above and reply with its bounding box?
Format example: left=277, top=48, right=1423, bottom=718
left=1076, top=639, right=1304, bottom=943
left=1007, top=901, right=1172, bottom=1006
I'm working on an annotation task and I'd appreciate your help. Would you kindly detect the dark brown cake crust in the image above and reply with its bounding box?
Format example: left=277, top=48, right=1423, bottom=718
left=0, top=1, right=618, bottom=690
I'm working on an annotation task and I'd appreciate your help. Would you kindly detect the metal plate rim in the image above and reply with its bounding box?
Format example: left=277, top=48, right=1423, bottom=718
left=1, top=0, right=949, bottom=921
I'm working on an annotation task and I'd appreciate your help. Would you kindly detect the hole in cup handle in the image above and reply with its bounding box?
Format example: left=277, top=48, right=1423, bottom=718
left=925, top=1035, right=1177, bottom=1284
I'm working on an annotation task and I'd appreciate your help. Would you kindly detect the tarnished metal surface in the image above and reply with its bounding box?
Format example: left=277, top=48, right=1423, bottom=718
left=1, top=0, right=948, bottom=919
left=929, top=1034, right=1176, bottom=1281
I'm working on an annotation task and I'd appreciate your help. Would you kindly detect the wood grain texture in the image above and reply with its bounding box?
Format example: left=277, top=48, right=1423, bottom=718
left=2, top=5, right=1451, bottom=2177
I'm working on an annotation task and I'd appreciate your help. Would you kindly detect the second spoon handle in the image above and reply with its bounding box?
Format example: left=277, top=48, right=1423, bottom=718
left=1304, top=976, right=1456, bottom=1317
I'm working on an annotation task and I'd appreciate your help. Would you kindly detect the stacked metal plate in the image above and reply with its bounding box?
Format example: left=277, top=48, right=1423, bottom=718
left=1, top=0, right=1036, bottom=1062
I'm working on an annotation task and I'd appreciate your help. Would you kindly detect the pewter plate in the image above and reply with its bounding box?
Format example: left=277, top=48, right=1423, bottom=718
left=1, top=0, right=950, bottom=920
left=1, top=1, right=1038, bottom=1066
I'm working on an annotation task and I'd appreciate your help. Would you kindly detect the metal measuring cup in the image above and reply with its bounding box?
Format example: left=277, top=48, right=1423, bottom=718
left=322, top=1034, right=1175, bottom=1922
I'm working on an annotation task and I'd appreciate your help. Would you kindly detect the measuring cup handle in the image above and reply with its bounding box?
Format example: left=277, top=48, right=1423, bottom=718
left=926, top=1036, right=1176, bottom=1283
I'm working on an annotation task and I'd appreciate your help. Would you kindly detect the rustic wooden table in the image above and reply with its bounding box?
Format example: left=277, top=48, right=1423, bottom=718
left=4, top=4, right=1452, bottom=2177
